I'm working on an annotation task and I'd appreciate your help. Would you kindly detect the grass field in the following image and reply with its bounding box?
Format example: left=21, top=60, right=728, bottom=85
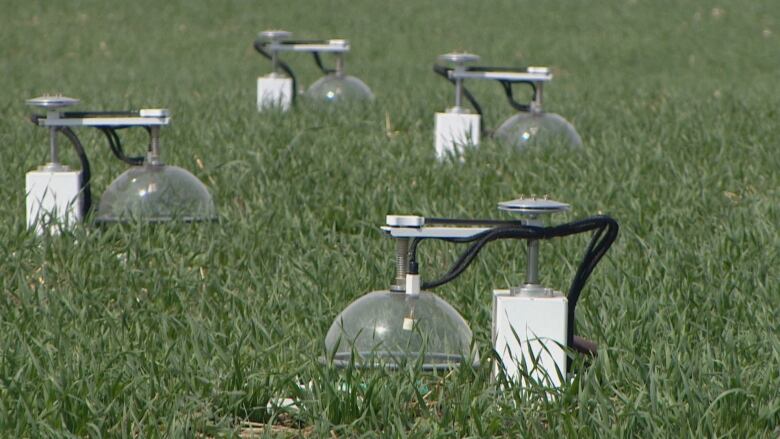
left=1, top=0, right=778, bottom=436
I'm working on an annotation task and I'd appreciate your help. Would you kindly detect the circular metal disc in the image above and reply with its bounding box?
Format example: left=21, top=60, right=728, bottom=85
left=498, top=198, right=570, bottom=215
left=26, top=95, right=80, bottom=109
left=259, top=30, right=292, bottom=41
left=437, top=52, right=480, bottom=65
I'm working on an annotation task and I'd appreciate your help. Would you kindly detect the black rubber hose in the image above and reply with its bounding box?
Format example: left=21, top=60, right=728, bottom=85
left=499, top=80, right=534, bottom=113
left=312, top=52, right=336, bottom=75
left=97, top=127, right=145, bottom=166
left=419, top=225, right=532, bottom=289
left=566, top=217, right=619, bottom=351
left=58, top=127, right=92, bottom=217
left=253, top=40, right=298, bottom=103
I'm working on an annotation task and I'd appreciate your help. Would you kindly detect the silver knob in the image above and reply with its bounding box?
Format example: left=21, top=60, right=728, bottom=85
left=437, top=52, right=480, bottom=65
left=258, top=30, right=292, bottom=42
left=26, top=95, right=80, bottom=110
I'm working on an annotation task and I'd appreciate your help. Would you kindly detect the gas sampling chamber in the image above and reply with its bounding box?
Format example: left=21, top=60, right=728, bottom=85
left=254, top=30, right=374, bottom=111
left=324, top=198, right=618, bottom=388
left=433, top=52, right=582, bottom=160
left=25, top=96, right=217, bottom=233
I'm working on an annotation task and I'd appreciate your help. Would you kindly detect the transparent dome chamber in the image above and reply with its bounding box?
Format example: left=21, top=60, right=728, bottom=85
left=494, top=109, right=582, bottom=149
left=494, top=80, right=582, bottom=149
left=305, top=74, right=374, bottom=105
left=325, top=290, right=474, bottom=370
left=96, top=163, right=216, bottom=223
left=324, top=233, right=476, bottom=371
left=304, top=51, right=374, bottom=106
left=95, top=126, right=216, bottom=224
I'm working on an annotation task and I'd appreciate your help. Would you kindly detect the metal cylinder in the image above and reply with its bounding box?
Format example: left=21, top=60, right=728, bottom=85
left=526, top=239, right=539, bottom=285
left=49, top=126, right=59, bottom=165
left=391, top=238, right=409, bottom=292
left=531, top=82, right=544, bottom=112
left=454, top=78, right=463, bottom=108
left=335, top=53, right=345, bottom=76
left=148, top=126, right=161, bottom=164
left=271, top=50, right=279, bottom=74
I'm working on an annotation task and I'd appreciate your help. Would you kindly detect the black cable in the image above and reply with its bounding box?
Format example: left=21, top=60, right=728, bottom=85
left=97, top=127, right=145, bottom=166
left=498, top=80, right=534, bottom=113
left=253, top=39, right=298, bottom=103
left=312, top=52, right=336, bottom=75
left=57, top=127, right=92, bottom=218
left=407, top=225, right=504, bottom=274
left=419, top=224, right=532, bottom=289
left=566, top=218, right=619, bottom=351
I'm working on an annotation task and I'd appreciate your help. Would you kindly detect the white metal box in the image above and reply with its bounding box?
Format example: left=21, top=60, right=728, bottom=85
left=492, top=289, right=568, bottom=387
left=26, top=168, right=83, bottom=234
left=434, top=112, right=480, bottom=160
left=257, top=76, right=293, bottom=111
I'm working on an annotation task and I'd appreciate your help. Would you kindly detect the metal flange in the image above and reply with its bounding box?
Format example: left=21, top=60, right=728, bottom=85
left=259, top=30, right=292, bottom=42
left=498, top=197, right=570, bottom=216
left=26, top=95, right=80, bottom=110
left=437, top=52, right=480, bottom=65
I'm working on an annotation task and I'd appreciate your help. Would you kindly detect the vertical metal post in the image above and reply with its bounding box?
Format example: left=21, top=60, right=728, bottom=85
left=531, top=82, right=544, bottom=113
left=335, top=53, right=345, bottom=76
left=49, top=126, right=59, bottom=165
left=454, top=77, right=463, bottom=109
left=148, top=126, right=161, bottom=164
left=271, top=49, right=279, bottom=75
left=526, top=239, right=539, bottom=284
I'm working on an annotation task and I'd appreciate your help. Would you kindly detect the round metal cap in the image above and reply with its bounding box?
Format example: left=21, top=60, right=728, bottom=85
left=498, top=197, right=570, bottom=215
left=259, top=30, right=292, bottom=41
left=26, top=95, right=80, bottom=109
left=437, top=52, right=480, bottom=65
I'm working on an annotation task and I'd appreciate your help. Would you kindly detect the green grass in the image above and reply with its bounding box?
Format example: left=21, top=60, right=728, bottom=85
left=1, top=0, right=778, bottom=436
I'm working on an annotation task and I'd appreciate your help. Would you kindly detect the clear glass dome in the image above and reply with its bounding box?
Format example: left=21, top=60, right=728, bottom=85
left=324, top=290, right=476, bottom=371
left=304, top=74, right=374, bottom=105
left=95, top=163, right=217, bottom=223
left=494, top=111, right=582, bottom=149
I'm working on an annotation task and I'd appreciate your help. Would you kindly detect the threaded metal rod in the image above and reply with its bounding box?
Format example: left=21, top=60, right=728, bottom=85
left=146, top=126, right=162, bottom=165
left=391, top=238, right=409, bottom=292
